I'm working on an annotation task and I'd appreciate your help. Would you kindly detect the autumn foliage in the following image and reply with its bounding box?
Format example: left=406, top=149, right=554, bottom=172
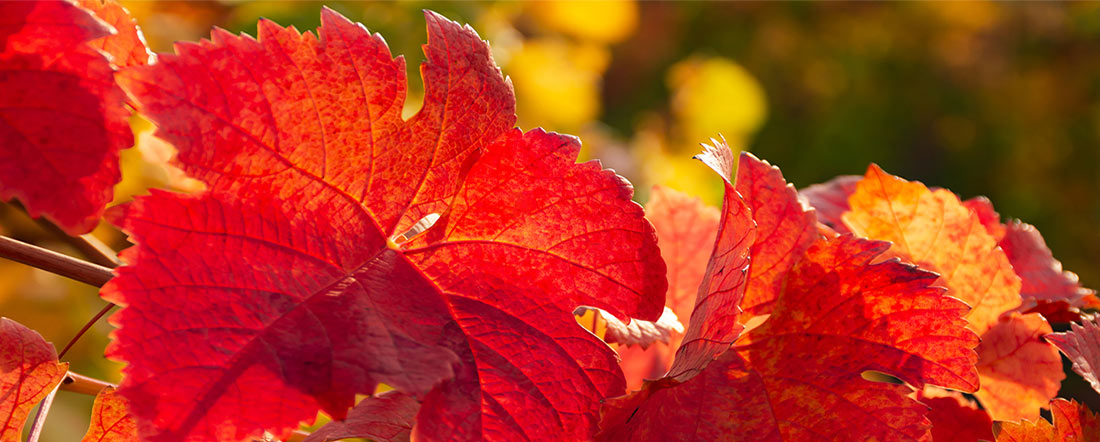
left=1, top=2, right=1099, bottom=442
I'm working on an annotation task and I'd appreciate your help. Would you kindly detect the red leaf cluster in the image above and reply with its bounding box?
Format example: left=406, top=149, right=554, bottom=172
left=599, top=142, right=979, bottom=441
left=1, top=4, right=1099, bottom=442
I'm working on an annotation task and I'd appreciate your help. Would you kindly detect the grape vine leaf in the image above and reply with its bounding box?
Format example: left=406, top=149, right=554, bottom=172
left=842, top=166, right=1063, bottom=420
left=842, top=165, right=1022, bottom=332
left=0, top=0, right=134, bottom=234
left=615, top=185, right=718, bottom=390
left=1, top=318, right=68, bottom=441
left=964, top=197, right=1098, bottom=315
left=917, top=388, right=993, bottom=442
left=994, top=399, right=1100, bottom=442
left=598, top=145, right=979, bottom=441
left=664, top=140, right=754, bottom=381
left=81, top=386, right=139, bottom=442
left=77, top=0, right=153, bottom=68
left=734, top=152, right=817, bottom=318
left=107, top=9, right=664, bottom=441
left=799, top=174, right=860, bottom=234
left=600, top=233, right=980, bottom=441
left=620, top=149, right=818, bottom=389
left=974, top=313, right=1064, bottom=421
left=301, top=391, right=418, bottom=442
left=646, top=186, right=720, bottom=328
left=1046, top=318, right=1100, bottom=395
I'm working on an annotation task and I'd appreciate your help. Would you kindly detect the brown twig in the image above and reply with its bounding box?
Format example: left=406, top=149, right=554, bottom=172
left=0, top=235, right=113, bottom=287
left=34, top=219, right=121, bottom=268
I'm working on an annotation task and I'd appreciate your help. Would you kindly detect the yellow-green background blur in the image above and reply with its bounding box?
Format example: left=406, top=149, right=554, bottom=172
left=8, top=2, right=1100, bottom=440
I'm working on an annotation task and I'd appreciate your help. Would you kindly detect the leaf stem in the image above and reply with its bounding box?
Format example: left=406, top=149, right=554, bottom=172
left=0, top=235, right=113, bottom=287
left=25, top=383, right=58, bottom=442
left=58, top=303, right=116, bottom=359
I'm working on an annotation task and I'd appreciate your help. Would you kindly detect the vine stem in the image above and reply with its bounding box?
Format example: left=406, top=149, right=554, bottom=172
left=57, top=303, right=115, bottom=359
left=25, top=384, right=58, bottom=442
left=34, top=219, right=122, bottom=268
left=0, top=235, right=113, bottom=287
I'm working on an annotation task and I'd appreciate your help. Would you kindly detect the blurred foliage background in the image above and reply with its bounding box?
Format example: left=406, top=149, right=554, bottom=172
left=7, top=1, right=1100, bottom=440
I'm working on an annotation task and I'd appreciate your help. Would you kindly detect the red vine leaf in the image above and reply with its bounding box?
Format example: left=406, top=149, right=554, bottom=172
left=0, top=0, right=133, bottom=234
left=1, top=317, right=68, bottom=441
left=917, top=388, right=993, bottom=442
left=973, top=313, right=1064, bottom=422
left=81, top=386, right=139, bottom=442
left=108, top=9, right=664, bottom=441
left=964, top=197, right=1097, bottom=315
left=800, top=174, right=860, bottom=234
left=645, top=186, right=720, bottom=335
left=599, top=234, right=980, bottom=441
left=615, top=185, right=719, bottom=390
left=77, top=0, right=152, bottom=68
left=735, top=152, right=817, bottom=317
left=302, top=391, right=418, bottom=442
left=1047, top=317, right=1100, bottom=395
left=994, top=399, right=1100, bottom=442
left=963, top=197, right=1007, bottom=241
left=1001, top=222, right=1097, bottom=312
left=665, top=138, right=754, bottom=381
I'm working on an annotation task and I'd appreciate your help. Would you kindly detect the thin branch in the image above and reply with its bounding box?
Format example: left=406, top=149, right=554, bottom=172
left=34, top=219, right=121, bottom=268
left=58, top=303, right=116, bottom=359
left=25, top=383, right=58, bottom=442
left=0, top=235, right=113, bottom=287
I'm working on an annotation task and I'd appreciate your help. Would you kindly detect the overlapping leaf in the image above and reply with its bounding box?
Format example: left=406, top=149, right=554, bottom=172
left=799, top=174, right=860, bottom=234
left=598, top=146, right=979, bottom=441
left=665, top=140, right=754, bottom=380
left=917, top=388, right=993, bottom=442
left=1047, top=318, right=1100, bottom=395
left=843, top=165, right=1022, bottom=332
left=81, top=386, right=139, bottom=442
left=735, top=153, right=817, bottom=317
left=1, top=318, right=68, bottom=441
left=302, top=391, right=418, bottom=442
left=974, top=313, right=1064, bottom=421
left=77, top=0, right=153, bottom=68
left=107, top=9, right=664, bottom=441
left=995, top=399, right=1100, bottom=442
left=601, top=233, right=980, bottom=441
left=964, top=197, right=1097, bottom=314
left=841, top=165, right=1063, bottom=420
left=614, top=185, right=718, bottom=389
left=0, top=0, right=135, bottom=234
left=613, top=150, right=816, bottom=389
